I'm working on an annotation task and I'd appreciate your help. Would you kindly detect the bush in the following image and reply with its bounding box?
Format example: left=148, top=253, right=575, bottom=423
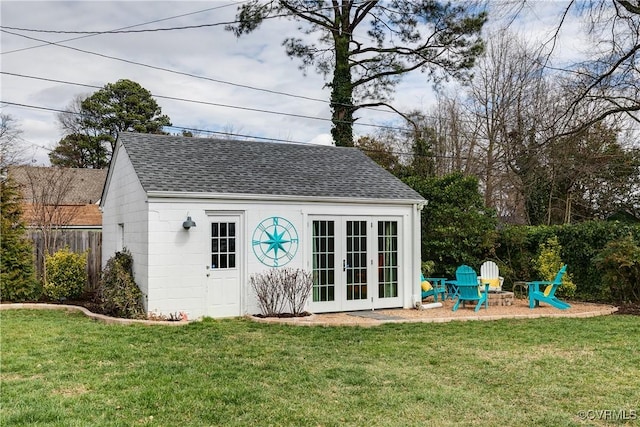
left=496, top=221, right=640, bottom=302
left=97, top=249, right=145, bottom=319
left=534, top=236, right=576, bottom=298
left=251, top=268, right=313, bottom=316
left=593, top=234, right=640, bottom=303
left=281, top=269, right=313, bottom=315
left=43, top=247, right=87, bottom=301
left=0, top=177, right=40, bottom=302
left=405, top=172, right=497, bottom=277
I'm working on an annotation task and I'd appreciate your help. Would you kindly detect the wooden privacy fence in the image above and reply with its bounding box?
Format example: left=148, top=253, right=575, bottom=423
left=28, top=230, right=102, bottom=291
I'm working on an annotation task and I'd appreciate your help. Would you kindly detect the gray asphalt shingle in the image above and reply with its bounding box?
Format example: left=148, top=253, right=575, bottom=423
left=119, top=132, right=424, bottom=201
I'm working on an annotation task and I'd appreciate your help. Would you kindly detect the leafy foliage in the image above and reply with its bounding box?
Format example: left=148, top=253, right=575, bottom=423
left=227, top=1, right=486, bottom=147
left=404, top=172, right=497, bottom=277
left=97, top=249, right=145, bottom=319
left=593, top=234, right=640, bottom=303
left=51, top=79, right=171, bottom=167
left=534, top=236, right=576, bottom=298
left=43, top=247, right=87, bottom=301
left=49, top=133, right=109, bottom=169
left=496, top=221, right=640, bottom=302
left=0, top=177, right=40, bottom=301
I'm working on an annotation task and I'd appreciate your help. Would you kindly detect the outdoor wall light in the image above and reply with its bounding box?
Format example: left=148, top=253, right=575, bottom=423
left=182, top=216, right=196, bottom=230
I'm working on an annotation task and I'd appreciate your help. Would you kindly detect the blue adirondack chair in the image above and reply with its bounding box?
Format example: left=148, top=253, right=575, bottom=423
left=449, top=265, right=489, bottom=312
left=420, top=274, right=446, bottom=302
left=527, top=265, right=571, bottom=310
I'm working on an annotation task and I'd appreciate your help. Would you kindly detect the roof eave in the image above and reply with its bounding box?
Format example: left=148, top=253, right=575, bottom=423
left=145, top=190, right=425, bottom=206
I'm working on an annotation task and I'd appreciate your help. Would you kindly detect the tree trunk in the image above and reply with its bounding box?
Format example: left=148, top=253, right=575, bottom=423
left=330, top=33, right=354, bottom=147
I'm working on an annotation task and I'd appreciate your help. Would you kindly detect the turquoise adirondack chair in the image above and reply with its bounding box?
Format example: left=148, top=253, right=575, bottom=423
left=527, top=265, right=571, bottom=310
left=449, top=265, right=489, bottom=312
left=420, top=274, right=446, bottom=302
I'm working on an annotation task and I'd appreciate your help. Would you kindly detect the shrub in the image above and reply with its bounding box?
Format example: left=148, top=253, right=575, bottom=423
left=281, top=269, right=313, bottom=315
left=0, top=177, right=40, bottom=302
left=593, top=234, right=640, bottom=303
left=251, top=268, right=313, bottom=316
left=496, top=221, right=640, bottom=302
left=43, top=247, right=86, bottom=301
left=405, top=172, right=497, bottom=277
left=97, top=249, right=145, bottom=319
left=535, top=236, right=576, bottom=299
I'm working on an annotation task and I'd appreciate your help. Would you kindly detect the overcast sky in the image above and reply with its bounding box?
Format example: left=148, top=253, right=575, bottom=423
left=1, top=1, right=588, bottom=165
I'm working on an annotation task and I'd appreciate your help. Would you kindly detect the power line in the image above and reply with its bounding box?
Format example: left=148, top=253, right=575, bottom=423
left=1, top=28, right=335, bottom=106
left=0, top=101, right=309, bottom=144
left=1, top=16, right=403, bottom=117
left=0, top=100, right=443, bottom=159
left=0, top=2, right=250, bottom=55
left=1, top=15, right=291, bottom=35
left=1, top=72, right=412, bottom=133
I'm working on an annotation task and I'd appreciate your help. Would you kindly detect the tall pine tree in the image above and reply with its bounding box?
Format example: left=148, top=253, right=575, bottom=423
left=1, top=177, right=40, bottom=301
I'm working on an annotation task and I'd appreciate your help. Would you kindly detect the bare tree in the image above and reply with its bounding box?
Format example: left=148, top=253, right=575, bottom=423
left=21, top=167, right=80, bottom=281
left=0, top=114, right=26, bottom=171
left=503, top=1, right=639, bottom=137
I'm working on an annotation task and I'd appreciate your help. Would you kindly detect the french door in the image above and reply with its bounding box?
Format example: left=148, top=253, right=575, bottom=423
left=309, top=217, right=401, bottom=312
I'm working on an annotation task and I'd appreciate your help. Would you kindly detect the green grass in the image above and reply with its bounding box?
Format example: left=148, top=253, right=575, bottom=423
left=1, top=310, right=639, bottom=426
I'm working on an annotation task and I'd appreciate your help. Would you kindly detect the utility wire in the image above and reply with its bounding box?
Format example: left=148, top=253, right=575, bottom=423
left=1, top=2, right=250, bottom=55
left=1, top=28, right=334, bottom=106
left=0, top=100, right=308, bottom=144
left=1, top=100, right=459, bottom=160
left=1, top=72, right=412, bottom=132
left=1, top=13, right=403, bottom=116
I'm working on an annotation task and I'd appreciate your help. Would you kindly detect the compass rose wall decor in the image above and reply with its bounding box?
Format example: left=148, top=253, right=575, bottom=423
left=251, top=216, right=299, bottom=267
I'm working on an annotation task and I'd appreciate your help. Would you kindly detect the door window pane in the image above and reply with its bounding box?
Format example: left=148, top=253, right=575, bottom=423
left=312, top=220, right=335, bottom=302
left=211, top=222, right=236, bottom=269
left=346, top=220, right=367, bottom=301
left=378, top=221, right=398, bottom=298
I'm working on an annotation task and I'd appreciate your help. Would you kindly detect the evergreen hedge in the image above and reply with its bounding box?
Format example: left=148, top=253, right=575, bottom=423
left=495, top=221, right=640, bottom=303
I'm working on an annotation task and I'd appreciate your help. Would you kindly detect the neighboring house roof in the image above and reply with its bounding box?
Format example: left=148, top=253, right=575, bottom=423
left=9, top=165, right=107, bottom=204
left=115, top=132, right=425, bottom=202
left=8, top=165, right=107, bottom=228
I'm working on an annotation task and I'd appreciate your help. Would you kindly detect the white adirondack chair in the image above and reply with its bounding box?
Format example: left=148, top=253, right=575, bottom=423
left=479, top=260, right=504, bottom=292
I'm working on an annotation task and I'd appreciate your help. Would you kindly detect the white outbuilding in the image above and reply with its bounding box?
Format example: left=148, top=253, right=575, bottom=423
left=101, top=133, right=426, bottom=318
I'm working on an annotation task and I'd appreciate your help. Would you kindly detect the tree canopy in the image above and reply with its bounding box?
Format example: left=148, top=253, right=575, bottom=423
left=227, top=0, right=486, bottom=147
left=50, top=79, right=171, bottom=168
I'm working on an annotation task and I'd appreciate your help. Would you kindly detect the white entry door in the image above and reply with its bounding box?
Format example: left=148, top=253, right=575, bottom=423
left=309, top=217, right=402, bottom=313
left=206, top=216, right=241, bottom=317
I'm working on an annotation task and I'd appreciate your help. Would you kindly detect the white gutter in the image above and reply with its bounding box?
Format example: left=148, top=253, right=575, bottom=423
left=145, top=190, right=425, bottom=206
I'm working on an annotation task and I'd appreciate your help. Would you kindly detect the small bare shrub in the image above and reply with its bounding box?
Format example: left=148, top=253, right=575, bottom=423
left=250, top=268, right=313, bottom=316
left=281, top=269, right=313, bottom=315
left=250, top=269, right=286, bottom=317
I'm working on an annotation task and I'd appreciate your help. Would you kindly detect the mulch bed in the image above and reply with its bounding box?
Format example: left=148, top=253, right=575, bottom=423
left=615, top=302, right=640, bottom=316
left=253, top=312, right=312, bottom=318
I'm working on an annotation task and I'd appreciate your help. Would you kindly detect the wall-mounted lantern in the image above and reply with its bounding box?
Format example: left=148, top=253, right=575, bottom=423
left=182, top=215, right=196, bottom=230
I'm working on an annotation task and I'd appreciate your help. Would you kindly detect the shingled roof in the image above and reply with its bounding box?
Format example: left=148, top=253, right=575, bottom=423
left=9, top=165, right=107, bottom=205
left=117, top=133, right=424, bottom=202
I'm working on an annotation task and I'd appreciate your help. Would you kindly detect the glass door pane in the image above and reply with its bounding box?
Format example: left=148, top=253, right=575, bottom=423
left=346, top=220, right=367, bottom=301
left=312, top=220, right=335, bottom=302
left=211, top=221, right=237, bottom=269
left=378, top=221, right=398, bottom=298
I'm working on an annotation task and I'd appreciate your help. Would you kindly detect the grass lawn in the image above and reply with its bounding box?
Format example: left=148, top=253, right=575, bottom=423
left=1, top=310, right=639, bottom=426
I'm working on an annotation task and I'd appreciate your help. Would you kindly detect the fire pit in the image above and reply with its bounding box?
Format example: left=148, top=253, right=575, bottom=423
left=486, top=290, right=514, bottom=306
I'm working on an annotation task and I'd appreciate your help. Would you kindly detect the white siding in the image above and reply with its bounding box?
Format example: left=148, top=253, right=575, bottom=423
left=140, top=198, right=421, bottom=319
left=101, top=145, right=150, bottom=301
left=103, top=143, right=422, bottom=319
